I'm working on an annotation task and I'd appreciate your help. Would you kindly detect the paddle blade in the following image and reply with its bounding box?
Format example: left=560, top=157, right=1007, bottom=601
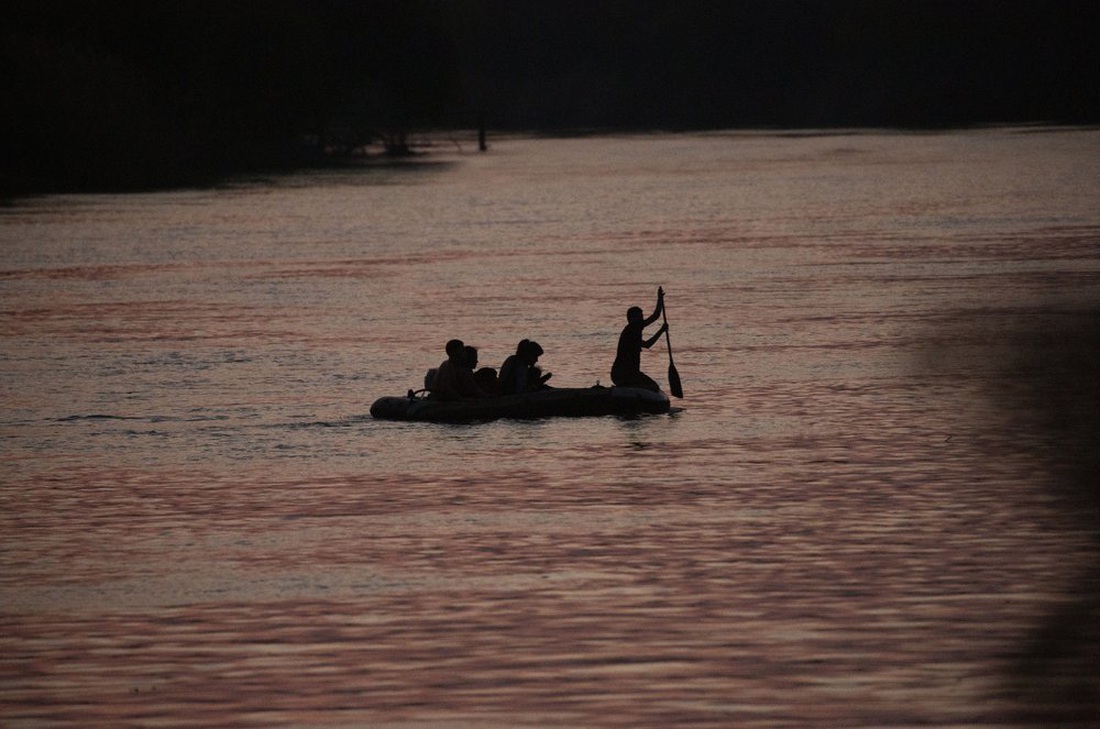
left=668, top=362, right=683, bottom=399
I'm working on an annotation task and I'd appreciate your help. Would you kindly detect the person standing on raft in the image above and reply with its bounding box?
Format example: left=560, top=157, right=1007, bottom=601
left=611, top=287, right=668, bottom=392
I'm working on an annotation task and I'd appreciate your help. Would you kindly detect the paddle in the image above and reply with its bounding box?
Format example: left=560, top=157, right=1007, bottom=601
left=660, top=288, right=683, bottom=398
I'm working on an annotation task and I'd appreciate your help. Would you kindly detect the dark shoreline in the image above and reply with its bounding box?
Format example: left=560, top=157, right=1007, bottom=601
left=5, top=122, right=1098, bottom=202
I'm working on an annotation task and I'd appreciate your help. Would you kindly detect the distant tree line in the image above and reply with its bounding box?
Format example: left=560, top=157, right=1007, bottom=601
left=1, top=0, right=461, bottom=193
left=3, top=1, right=1097, bottom=194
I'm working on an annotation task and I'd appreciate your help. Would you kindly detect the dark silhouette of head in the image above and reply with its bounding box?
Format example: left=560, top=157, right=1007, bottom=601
left=464, top=345, right=478, bottom=369
left=516, top=339, right=544, bottom=364
left=445, top=339, right=465, bottom=359
left=627, top=306, right=644, bottom=324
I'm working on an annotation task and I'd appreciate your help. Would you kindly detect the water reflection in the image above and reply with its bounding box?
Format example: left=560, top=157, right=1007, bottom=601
left=3, top=130, right=1100, bottom=726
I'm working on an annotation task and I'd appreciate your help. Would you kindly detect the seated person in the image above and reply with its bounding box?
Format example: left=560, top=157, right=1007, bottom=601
left=465, top=345, right=500, bottom=396
left=499, top=339, right=552, bottom=395
left=429, top=339, right=491, bottom=400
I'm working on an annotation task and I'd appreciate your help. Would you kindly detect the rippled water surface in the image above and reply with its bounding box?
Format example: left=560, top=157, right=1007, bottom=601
left=3, top=129, right=1100, bottom=727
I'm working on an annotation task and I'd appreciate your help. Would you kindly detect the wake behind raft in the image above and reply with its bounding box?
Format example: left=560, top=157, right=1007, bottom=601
left=369, top=386, right=671, bottom=423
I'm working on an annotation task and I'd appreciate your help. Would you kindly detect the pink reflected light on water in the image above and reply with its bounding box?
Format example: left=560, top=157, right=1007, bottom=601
left=2, top=129, right=1100, bottom=726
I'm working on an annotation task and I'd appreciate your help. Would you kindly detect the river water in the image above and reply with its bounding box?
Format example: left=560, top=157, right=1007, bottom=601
left=2, top=129, right=1099, bottom=727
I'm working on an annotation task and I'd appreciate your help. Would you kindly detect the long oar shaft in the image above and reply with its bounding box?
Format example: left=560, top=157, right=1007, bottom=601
left=661, top=293, right=683, bottom=398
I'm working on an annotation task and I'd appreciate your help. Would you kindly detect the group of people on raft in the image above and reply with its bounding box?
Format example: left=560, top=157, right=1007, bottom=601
left=427, top=287, right=670, bottom=400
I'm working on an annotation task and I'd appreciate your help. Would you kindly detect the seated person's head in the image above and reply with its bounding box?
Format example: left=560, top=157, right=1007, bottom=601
left=445, top=339, right=465, bottom=358
left=520, top=339, right=544, bottom=363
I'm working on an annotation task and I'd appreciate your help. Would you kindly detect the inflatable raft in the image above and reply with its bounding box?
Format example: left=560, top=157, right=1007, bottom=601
left=370, top=386, right=671, bottom=423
